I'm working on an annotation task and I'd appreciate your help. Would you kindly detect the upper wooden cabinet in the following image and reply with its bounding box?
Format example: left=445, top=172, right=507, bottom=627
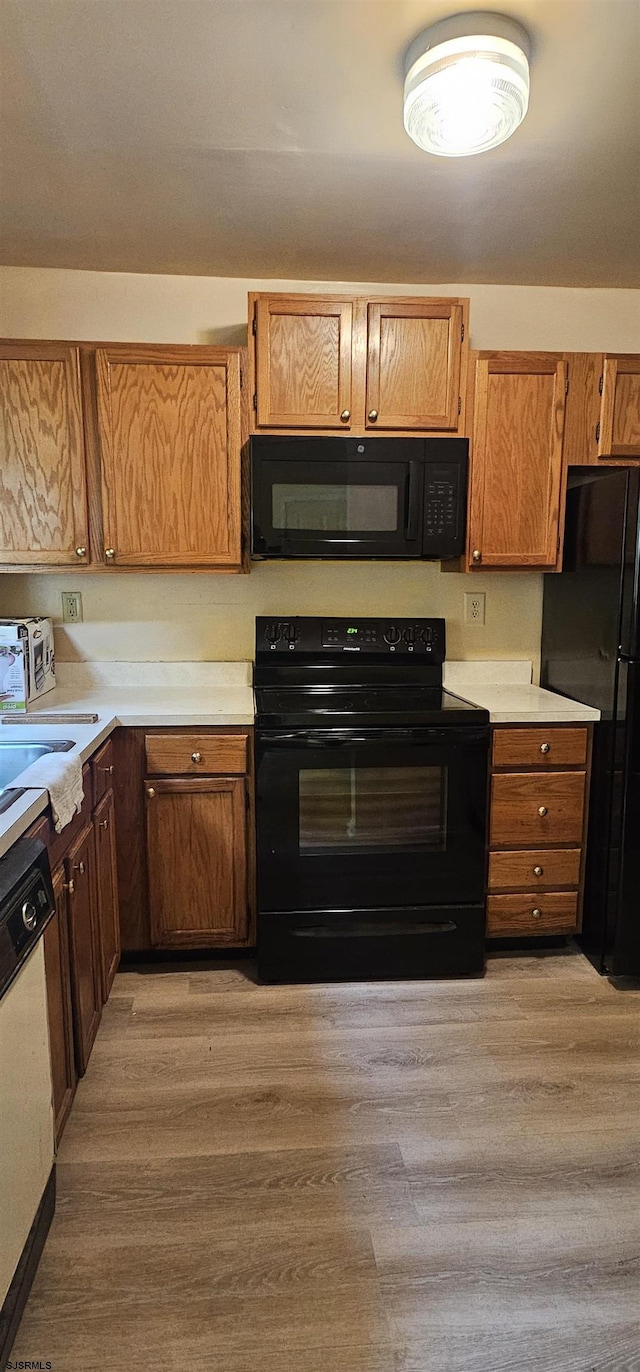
left=94, top=345, right=243, bottom=568
left=466, top=352, right=567, bottom=571
left=365, top=299, right=465, bottom=431
left=0, top=341, right=89, bottom=567
left=564, top=353, right=640, bottom=465
left=252, top=296, right=354, bottom=429
left=249, top=293, right=469, bottom=435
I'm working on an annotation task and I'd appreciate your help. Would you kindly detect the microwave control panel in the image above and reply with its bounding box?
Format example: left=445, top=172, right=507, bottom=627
left=423, top=464, right=461, bottom=553
left=256, top=617, right=446, bottom=659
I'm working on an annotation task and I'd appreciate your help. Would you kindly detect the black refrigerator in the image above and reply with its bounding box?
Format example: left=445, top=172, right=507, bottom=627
left=541, top=466, right=640, bottom=976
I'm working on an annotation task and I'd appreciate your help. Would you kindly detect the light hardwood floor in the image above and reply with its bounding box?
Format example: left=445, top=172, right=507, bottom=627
left=11, top=950, right=640, bottom=1371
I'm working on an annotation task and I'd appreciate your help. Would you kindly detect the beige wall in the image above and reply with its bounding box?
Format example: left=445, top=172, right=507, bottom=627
left=1, top=267, right=638, bottom=675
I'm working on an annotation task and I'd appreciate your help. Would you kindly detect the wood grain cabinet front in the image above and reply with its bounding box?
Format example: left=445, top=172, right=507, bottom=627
left=466, top=352, right=567, bottom=570
left=564, top=353, right=640, bottom=465
left=145, top=776, right=249, bottom=948
left=0, top=341, right=90, bottom=567
left=64, top=821, right=102, bottom=1074
left=44, top=867, right=77, bottom=1143
left=145, top=732, right=248, bottom=776
left=249, top=293, right=469, bottom=435
left=94, top=344, right=243, bottom=569
left=93, top=788, right=121, bottom=1002
left=486, top=724, right=592, bottom=941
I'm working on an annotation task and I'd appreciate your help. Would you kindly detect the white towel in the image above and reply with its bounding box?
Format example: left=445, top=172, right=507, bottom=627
left=23, top=751, right=84, bottom=833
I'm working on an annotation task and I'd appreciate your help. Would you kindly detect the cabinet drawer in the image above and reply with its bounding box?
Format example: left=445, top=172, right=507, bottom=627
left=487, top=892, right=578, bottom=936
left=92, top=738, right=115, bottom=807
left=488, top=848, right=581, bottom=892
left=492, top=727, right=588, bottom=768
left=490, top=771, right=586, bottom=846
left=145, top=733, right=248, bottom=776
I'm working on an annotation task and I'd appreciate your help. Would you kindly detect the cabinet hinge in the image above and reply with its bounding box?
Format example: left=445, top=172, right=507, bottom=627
left=245, top=788, right=251, bottom=814
left=252, top=315, right=257, bottom=336
left=253, top=392, right=257, bottom=411
left=239, top=367, right=243, bottom=390
left=461, top=323, right=465, bottom=342
left=595, top=422, right=600, bottom=443
left=598, top=374, right=603, bottom=395
left=565, top=377, right=569, bottom=396
left=458, top=396, right=462, bottom=415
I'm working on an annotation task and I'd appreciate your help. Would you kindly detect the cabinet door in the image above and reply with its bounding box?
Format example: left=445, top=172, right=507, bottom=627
left=253, top=295, right=353, bottom=429
left=65, top=822, right=102, bottom=1074
left=43, top=867, right=77, bottom=1143
left=95, top=345, right=242, bottom=568
left=467, top=352, right=566, bottom=569
left=365, top=299, right=466, bottom=431
left=146, top=776, right=248, bottom=948
left=599, top=356, right=640, bottom=459
left=93, top=788, right=121, bottom=1002
left=0, top=341, right=89, bottom=566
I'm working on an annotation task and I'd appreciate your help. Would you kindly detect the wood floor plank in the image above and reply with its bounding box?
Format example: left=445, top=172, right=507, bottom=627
left=11, top=950, right=640, bottom=1372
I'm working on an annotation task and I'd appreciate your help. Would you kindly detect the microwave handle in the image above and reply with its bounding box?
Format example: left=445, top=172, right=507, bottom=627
left=404, top=462, right=421, bottom=542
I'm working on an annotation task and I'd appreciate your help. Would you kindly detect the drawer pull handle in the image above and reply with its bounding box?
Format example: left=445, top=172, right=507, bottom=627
left=191, top=751, right=203, bottom=763
left=147, top=787, right=156, bottom=798
left=533, top=865, right=543, bottom=877
left=540, top=742, right=550, bottom=754
left=531, top=908, right=542, bottom=919
left=538, top=806, right=548, bottom=817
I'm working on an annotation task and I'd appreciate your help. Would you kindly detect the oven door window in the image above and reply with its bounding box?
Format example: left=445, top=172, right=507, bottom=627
left=299, top=765, right=446, bottom=855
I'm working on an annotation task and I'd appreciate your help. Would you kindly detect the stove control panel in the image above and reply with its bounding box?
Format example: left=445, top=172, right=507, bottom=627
left=257, top=617, right=445, bottom=659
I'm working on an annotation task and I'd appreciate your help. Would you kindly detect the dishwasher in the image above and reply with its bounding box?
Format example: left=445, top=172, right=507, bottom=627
left=0, top=837, right=56, bottom=1364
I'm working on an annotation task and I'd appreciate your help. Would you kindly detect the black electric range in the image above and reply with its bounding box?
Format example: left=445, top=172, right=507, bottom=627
left=254, top=617, right=490, bottom=983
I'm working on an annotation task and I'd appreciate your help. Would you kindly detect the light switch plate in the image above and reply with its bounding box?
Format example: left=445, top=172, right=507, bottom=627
left=61, top=591, right=83, bottom=623
left=464, top=591, right=486, bottom=625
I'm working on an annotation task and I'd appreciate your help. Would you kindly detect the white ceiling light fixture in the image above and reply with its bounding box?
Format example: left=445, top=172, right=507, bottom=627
left=403, top=11, right=531, bottom=158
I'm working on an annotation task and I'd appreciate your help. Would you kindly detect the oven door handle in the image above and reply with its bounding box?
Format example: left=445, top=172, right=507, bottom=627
left=258, top=727, right=488, bottom=747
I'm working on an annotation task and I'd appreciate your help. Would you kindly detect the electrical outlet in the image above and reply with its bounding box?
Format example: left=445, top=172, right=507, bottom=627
left=61, top=591, right=83, bottom=623
left=464, top=591, right=486, bottom=625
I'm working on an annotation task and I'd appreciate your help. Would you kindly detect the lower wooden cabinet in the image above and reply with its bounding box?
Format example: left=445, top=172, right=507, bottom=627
left=145, top=776, right=248, bottom=948
left=44, top=867, right=77, bottom=1144
left=487, top=724, right=592, bottom=939
left=93, top=788, right=120, bottom=1001
left=64, top=821, right=102, bottom=1074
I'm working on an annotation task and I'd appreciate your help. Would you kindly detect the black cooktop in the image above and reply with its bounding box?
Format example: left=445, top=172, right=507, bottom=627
left=255, top=685, right=487, bottom=728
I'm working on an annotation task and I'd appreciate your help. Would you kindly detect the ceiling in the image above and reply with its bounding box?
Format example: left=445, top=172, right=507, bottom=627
left=1, top=0, right=639, bottom=286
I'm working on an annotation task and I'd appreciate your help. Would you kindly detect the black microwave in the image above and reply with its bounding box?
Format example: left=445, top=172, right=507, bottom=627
left=251, top=436, right=468, bottom=560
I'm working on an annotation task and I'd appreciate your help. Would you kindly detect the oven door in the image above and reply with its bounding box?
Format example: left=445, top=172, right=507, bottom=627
left=251, top=450, right=424, bottom=558
left=256, top=726, right=488, bottom=913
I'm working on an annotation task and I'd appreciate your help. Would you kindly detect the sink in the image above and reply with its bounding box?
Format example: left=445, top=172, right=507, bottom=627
left=0, top=740, right=75, bottom=792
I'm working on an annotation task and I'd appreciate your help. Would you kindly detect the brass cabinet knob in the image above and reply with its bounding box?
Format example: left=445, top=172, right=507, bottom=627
left=531, top=908, right=542, bottom=919
left=65, top=878, right=75, bottom=895
left=75, top=546, right=87, bottom=558
left=191, top=751, right=202, bottom=763
left=538, top=805, right=548, bottom=817
left=472, top=550, right=482, bottom=563
left=368, top=409, right=378, bottom=422
left=540, top=742, right=550, bottom=754
left=105, top=548, right=115, bottom=560
left=340, top=409, right=350, bottom=422
left=73, top=860, right=85, bottom=876
left=101, top=764, right=114, bottom=774
left=99, top=818, right=109, bottom=830
left=147, top=787, right=156, bottom=798
left=533, top=865, right=543, bottom=877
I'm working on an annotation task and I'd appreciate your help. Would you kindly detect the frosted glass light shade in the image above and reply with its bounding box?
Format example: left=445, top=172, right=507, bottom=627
left=404, top=19, right=530, bottom=157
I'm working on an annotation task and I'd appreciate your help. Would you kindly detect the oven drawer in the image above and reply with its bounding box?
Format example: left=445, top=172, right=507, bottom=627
left=492, top=727, right=588, bottom=769
left=487, top=892, right=578, bottom=936
left=145, top=733, right=248, bottom=776
left=488, top=848, right=581, bottom=892
left=257, top=905, right=486, bottom=983
left=490, top=771, right=586, bottom=847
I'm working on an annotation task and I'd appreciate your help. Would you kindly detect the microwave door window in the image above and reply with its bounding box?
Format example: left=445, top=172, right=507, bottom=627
left=299, top=765, right=447, bottom=856
left=272, top=483, right=399, bottom=533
